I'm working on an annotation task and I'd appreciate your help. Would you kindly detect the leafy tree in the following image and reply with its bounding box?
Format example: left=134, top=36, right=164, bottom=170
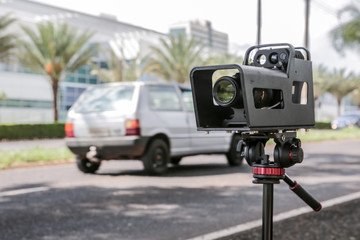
left=0, top=13, right=16, bottom=62
left=90, top=48, right=141, bottom=82
left=17, top=22, right=98, bottom=121
left=325, top=68, right=357, bottom=116
left=143, top=35, right=204, bottom=83
left=330, top=3, right=360, bottom=52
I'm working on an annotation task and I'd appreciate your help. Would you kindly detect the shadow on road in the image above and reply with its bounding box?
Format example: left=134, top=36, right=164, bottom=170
left=0, top=183, right=50, bottom=192
left=1, top=181, right=358, bottom=240
left=97, top=162, right=251, bottom=177
left=0, top=184, right=262, bottom=240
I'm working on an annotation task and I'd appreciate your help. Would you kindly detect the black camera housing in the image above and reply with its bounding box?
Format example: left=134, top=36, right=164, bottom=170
left=190, top=43, right=315, bottom=132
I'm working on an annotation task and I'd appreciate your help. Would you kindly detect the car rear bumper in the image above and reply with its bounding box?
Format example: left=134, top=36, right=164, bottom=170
left=65, top=136, right=150, bottom=160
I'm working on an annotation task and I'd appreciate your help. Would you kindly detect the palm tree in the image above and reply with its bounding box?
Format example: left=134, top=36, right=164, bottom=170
left=349, top=75, right=360, bottom=108
left=205, top=52, right=243, bottom=66
left=0, top=13, right=16, bottom=62
left=313, top=65, right=328, bottom=101
left=312, top=65, right=329, bottom=118
left=330, top=3, right=360, bottom=52
left=325, top=68, right=357, bottom=116
left=204, top=52, right=244, bottom=80
left=0, top=13, right=16, bottom=100
left=90, top=48, right=141, bottom=82
left=17, top=22, right=98, bottom=122
left=350, top=90, right=360, bottom=109
left=143, top=35, right=204, bottom=83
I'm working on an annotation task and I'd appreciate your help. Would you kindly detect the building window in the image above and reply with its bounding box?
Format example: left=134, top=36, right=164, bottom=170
left=62, top=86, right=86, bottom=109
left=0, top=99, right=52, bottom=109
left=64, top=63, right=100, bottom=85
left=170, top=28, right=186, bottom=37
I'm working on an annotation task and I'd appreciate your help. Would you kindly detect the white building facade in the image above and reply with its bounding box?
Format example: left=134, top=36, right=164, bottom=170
left=0, top=0, right=166, bottom=123
left=170, top=20, right=228, bottom=53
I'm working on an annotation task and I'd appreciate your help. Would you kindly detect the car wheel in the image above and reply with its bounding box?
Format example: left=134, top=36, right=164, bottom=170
left=76, top=156, right=101, bottom=174
left=226, top=134, right=244, bottom=166
left=170, top=157, right=182, bottom=165
left=142, top=139, right=169, bottom=175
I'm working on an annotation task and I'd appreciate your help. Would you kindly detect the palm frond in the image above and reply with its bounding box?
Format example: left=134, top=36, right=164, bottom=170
left=330, top=3, right=360, bottom=52
left=89, top=46, right=142, bottom=82
left=143, top=35, right=205, bottom=83
left=0, top=13, right=17, bottom=61
left=17, top=21, right=98, bottom=121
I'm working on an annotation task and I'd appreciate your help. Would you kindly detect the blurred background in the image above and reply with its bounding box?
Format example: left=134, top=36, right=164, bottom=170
left=1, top=2, right=360, bottom=239
left=0, top=0, right=359, bottom=123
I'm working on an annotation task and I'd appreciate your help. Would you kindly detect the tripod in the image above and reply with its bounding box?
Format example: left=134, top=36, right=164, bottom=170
left=237, top=132, right=322, bottom=240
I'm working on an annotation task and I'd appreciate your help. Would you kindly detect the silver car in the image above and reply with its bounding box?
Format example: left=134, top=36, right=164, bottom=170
left=65, top=81, right=243, bottom=175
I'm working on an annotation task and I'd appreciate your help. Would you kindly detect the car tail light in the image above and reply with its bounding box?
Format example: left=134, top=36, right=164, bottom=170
left=65, top=123, right=75, bottom=137
left=125, top=119, right=140, bottom=136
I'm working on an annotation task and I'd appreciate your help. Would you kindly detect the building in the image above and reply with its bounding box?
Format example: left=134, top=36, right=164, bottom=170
left=170, top=20, right=228, bottom=53
left=0, top=0, right=166, bottom=123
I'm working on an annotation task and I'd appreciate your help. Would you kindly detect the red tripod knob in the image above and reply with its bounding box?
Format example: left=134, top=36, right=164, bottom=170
left=253, top=167, right=285, bottom=176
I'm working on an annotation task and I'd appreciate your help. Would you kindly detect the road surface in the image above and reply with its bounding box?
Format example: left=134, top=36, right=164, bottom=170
left=0, top=139, right=359, bottom=239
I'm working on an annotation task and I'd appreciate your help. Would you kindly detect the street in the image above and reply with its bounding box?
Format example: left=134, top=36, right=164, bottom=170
left=0, top=139, right=359, bottom=240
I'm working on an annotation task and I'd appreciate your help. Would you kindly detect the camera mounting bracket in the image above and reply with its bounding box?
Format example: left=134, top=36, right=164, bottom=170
left=243, top=43, right=311, bottom=77
left=190, top=43, right=315, bottom=132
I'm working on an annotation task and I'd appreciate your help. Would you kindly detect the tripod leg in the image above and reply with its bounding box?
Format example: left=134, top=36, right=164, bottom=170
left=262, top=183, right=273, bottom=240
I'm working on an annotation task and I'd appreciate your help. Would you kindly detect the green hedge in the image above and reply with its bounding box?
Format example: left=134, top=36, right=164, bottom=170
left=0, top=123, right=65, bottom=140
left=0, top=121, right=332, bottom=140
left=315, top=121, right=331, bottom=129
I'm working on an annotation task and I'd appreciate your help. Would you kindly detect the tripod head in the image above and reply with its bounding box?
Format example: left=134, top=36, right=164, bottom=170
left=237, top=131, right=322, bottom=211
left=236, top=131, right=321, bottom=239
left=239, top=131, right=303, bottom=169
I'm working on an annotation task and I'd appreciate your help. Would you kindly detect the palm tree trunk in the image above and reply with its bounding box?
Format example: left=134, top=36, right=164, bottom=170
left=51, top=79, right=59, bottom=122
left=337, top=98, right=341, bottom=117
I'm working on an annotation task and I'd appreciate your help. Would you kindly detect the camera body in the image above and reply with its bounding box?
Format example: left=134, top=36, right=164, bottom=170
left=190, top=43, right=315, bottom=132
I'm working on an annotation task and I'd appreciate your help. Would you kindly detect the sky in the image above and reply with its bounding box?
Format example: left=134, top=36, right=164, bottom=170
left=34, top=0, right=360, bottom=73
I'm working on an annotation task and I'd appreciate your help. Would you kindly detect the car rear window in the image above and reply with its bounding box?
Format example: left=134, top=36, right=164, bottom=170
left=74, top=85, right=135, bottom=113
left=181, top=89, right=194, bottom=112
left=148, top=85, right=182, bottom=111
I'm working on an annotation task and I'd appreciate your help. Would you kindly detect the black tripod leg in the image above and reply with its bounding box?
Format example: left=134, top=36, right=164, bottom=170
left=262, top=183, right=273, bottom=240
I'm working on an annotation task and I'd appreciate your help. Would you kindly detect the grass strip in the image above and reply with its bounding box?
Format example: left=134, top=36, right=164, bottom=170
left=1, top=128, right=360, bottom=170
left=298, top=127, right=360, bottom=142
left=0, top=147, right=74, bottom=169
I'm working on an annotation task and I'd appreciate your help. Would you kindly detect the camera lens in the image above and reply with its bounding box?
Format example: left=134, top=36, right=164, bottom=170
left=269, top=53, right=278, bottom=64
left=254, top=89, right=273, bottom=108
left=253, top=88, right=282, bottom=109
left=213, top=76, right=238, bottom=107
left=257, top=54, right=267, bottom=65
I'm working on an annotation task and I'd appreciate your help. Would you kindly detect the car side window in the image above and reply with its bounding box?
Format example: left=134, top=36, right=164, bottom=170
left=181, top=89, right=194, bottom=112
left=148, top=85, right=182, bottom=111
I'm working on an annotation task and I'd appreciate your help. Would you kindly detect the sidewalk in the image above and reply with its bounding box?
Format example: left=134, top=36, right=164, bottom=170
left=0, top=139, right=66, bottom=150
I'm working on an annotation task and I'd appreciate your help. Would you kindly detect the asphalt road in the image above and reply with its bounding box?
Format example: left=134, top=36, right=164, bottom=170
left=0, top=139, right=359, bottom=240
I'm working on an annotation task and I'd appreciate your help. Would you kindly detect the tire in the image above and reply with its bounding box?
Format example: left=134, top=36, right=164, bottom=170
left=76, top=156, right=101, bottom=174
left=170, top=157, right=182, bottom=165
left=142, top=139, right=169, bottom=175
left=226, top=134, right=244, bottom=166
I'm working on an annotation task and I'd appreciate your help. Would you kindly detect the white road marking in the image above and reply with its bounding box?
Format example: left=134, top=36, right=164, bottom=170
left=187, top=191, right=360, bottom=240
left=0, top=187, right=50, bottom=197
